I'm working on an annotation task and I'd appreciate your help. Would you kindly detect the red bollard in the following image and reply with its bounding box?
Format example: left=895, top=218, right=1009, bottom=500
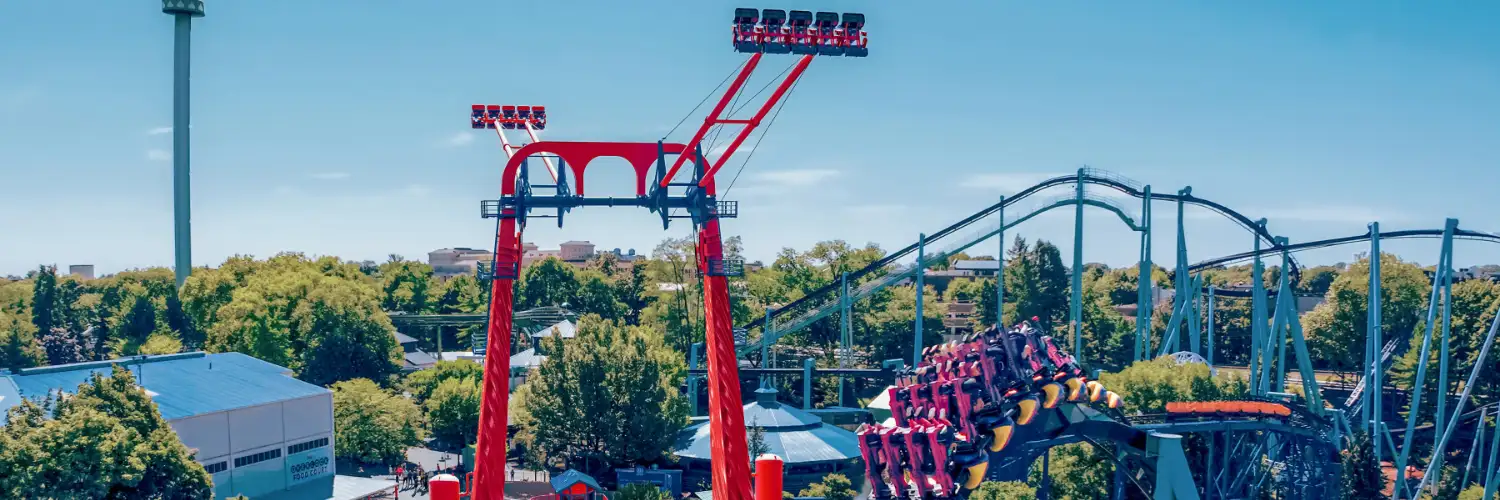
left=429, top=473, right=462, bottom=500
left=755, top=454, right=784, bottom=500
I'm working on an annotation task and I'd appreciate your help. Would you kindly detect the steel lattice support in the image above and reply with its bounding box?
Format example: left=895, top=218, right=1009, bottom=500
left=1136, top=186, right=1154, bottom=362
left=1249, top=220, right=1270, bottom=396
left=1072, top=169, right=1086, bottom=355
left=1394, top=218, right=1457, bottom=499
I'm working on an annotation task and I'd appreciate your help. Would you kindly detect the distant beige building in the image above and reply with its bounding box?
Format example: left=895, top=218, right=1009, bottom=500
left=68, top=265, right=94, bottom=280
left=432, top=241, right=649, bottom=278
left=559, top=241, right=596, bottom=262
left=428, top=248, right=494, bottom=278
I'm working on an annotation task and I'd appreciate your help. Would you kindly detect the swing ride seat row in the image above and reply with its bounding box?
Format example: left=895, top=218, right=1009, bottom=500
left=733, top=8, right=867, bottom=57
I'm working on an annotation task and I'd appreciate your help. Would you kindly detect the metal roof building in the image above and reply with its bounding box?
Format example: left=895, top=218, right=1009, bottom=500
left=0, top=352, right=337, bottom=500
left=673, top=387, right=863, bottom=494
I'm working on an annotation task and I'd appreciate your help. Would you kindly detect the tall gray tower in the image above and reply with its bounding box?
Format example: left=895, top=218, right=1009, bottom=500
left=162, top=0, right=204, bottom=287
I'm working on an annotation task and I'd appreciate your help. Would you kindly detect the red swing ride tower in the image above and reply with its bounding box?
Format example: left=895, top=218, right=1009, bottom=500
left=462, top=9, right=866, bottom=500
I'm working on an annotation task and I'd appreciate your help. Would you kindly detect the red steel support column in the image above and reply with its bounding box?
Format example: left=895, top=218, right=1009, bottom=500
left=473, top=215, right=521, bottom=500
left=699, top=54, right=812, bottom=186
left=660, top=53, right=764, bottom=187
left=697, top=216, right=752, bottom=500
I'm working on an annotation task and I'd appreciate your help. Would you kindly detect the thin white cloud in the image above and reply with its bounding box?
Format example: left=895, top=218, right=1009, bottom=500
left=404, top=184, right=433, bottom=197
left=146, top=149, right=172, bottom=162
left=443, top=132, right=475, bottom=147
left=309, top=172, right=351, bottom=181
left=963, top=172, right=1068, bottom=193
left=147, top=126, right=172, bottom=136
left=709, top=144, right=755, bottom=157
left=752, top=169, right=839, bottom=187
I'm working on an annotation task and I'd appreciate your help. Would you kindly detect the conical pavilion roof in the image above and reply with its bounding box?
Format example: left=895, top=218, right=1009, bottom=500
left=673, top=388, right=860, bottom=465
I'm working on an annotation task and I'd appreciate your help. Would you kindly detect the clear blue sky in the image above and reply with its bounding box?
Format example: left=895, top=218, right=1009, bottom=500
left=2, top=1, right=1497, bottom=276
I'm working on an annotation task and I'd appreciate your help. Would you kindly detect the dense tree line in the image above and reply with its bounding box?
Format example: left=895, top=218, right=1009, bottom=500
left=7, top=234, right=1500, bottom=489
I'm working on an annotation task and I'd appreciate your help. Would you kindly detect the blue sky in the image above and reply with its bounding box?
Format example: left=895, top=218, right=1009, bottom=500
left=2, top=1, right=1497, bottom=276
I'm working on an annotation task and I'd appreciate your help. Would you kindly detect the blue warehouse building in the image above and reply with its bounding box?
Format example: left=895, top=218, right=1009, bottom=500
left=0, top=352, right=339, bottom=499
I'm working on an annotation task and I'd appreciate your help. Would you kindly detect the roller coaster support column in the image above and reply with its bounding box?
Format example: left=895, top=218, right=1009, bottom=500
left=1275, top=241, right=1290, bottom=393
left=840, top=273, right=851, bottom=407
left=690, top=343, right=701, bottom=416
left=1206, top=287, right=1215, bottom=366
left=1072, top=169, right=1086, bottom=355
left=1159, top=274, right=1204, bottom=358
left=1436, top=236, right=1456, bottom=471
left=1136, top=186, right=1154, bottom=361
left=1395, top=218, right=1456, bottom=499
left=1171, top=188, right=1188, bottom=353
left=1486, top=418, right=1500, bottom=499
left=1367, top=223, right=1382, bottom=438
left=1249, top=220, right=1269, bottom=395
left=1150, top=432, right=1202, bottom=500
left=998, top=196, right=1006, bottom=327
left=1462, top=408, right=1488, bottom=490
left=914, top=233, right=926, bottom=367
left=1418, top=282, right=1500, bottom=494
left=803, top=358, right=814, bottom=410
left=1260, top=238, right=1288, bottom=394
left=1167, top=187, right=1200, bottom=355
left=761, top=309, right=771, bottom=388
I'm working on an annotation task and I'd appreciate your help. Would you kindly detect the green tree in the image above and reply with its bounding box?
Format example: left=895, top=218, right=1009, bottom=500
left=379, top=256, right=437, bottom=314
left=1307, top=254, right=1431, bottom=377
left=331, top=378, right=425, bottom=465
left=859, top=284, right=944, bottom=365
left=201, top=256, right=402, bottom=386
left=1428, top=465, right=1462, bottom=500
left=426, top=376, right=482, bottom=447
left=573, top=271, right=627, bottom=321
left=1001, top=237, right=1070, bottom=328
left=518, top=258, right=581, bottom=310
left=1078, top=282, right=1134, bottom=371
left=748, top=417, right=769, bottom=465
left=968, top=481, right=1037, bottom=500
left=1340, top=431, right=1384, bottom=500
left=943, top=278, right=987, bottom=303
left=0, top=365, right=214, bottom=499
left=0, top=311, right=43, bottom=370
left=433, top=274, right=487, bottom=349
left=799, top=473, right=856, bottom=500
left=1099, top=357, right=1245, bottom=415
left=616, top=263, right=654, bottom=326
left=31, top=264, right=59, bottom=337
left=405, top=359, right=485, bottom=404
left=519, top=315, right=688, bottom=474
left=138, top=331, right=184, bottom=355
left=1298, top=265, right=1342, bottom=296
left=123, top=295, right=158, bottom=344
left=296, top=277, right=404, bottom=386
left=41, top=326, right=87, bottom=365
left=616, top=483, right=672, bottom=500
